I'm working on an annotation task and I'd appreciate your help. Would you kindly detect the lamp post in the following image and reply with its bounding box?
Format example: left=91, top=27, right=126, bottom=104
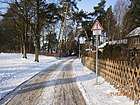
left=91, top=20, right=103, bottom=85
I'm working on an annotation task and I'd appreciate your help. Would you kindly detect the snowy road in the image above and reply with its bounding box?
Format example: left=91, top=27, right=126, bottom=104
left=1, top=58, right=87, bottom=105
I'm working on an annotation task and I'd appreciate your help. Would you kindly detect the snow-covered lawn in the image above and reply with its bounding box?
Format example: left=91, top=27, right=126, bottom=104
left=0, top=53, right=60, bottom=100
left=72, top=59, right=134, bottom=105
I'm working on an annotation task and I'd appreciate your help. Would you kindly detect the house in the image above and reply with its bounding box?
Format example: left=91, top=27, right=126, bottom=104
left=126, top=27, right=140, bottom=67
left=98, top=27, right=140, bottom=52
left=126, top=27, right=140, bottom=50
left=98, top=39, right=127, bottom=52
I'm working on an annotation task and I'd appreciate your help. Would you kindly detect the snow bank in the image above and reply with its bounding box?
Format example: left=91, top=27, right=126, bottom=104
left=0, top=53, right=59, bottom=99
left=72, top=59, right=134, bottom=105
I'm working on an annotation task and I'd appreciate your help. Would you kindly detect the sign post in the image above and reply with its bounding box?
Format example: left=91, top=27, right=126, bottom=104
left=91, top=20, right=103, bottom=85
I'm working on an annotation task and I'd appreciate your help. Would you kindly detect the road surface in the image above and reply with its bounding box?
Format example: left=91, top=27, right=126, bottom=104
left=2, top=58, right=87, bottom=105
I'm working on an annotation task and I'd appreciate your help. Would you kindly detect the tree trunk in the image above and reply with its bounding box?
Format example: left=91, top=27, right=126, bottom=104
left=23, top=44, right=27, bottom=58
left=59, top=3, right=69, bottom=58
left=35, top=0, right=40, bottom=62
left=48, top=30, right=52, bottom=53
left=56, top=23, right=63, bottom=53
left=22, top=22, right=27, bottom=58
left=22, top=2, right=28, bottom=58
left=42, top=29, right=45, bottom=52
left=29, top=23, right=32, bottom=53
left=20, top=32, right=23, bottom=54
left=51, top=48, right=53, bottom=53
left=35, top=36, right=39, bottom=62
left=64, top=27, right=67, bottom=55
left=48, top=39, right=50, bottom=53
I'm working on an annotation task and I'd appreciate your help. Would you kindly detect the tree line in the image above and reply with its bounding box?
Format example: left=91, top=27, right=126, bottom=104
left=0, top=0, right=139, bottom=62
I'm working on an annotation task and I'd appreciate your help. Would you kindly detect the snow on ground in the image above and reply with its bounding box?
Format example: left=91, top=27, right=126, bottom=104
left=72, top=59, right=134, bottom=105
left=37, top=59, right=74, bottom=105
left=0, top=53, right=60, bottom=100
left=0, top=53, right=135, bottom=105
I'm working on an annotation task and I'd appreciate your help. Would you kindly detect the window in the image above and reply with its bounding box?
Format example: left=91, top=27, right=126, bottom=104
left=132, top=39, right=134, bottom=44
left=137, top=38, right=139, bottom=44
left=133, top=38, right=135, bottom=44
left=136, top=38, right=138, bottom=44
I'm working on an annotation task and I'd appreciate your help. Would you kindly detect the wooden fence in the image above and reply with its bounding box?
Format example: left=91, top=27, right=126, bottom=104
left=81, top=56, right=140, bottom=101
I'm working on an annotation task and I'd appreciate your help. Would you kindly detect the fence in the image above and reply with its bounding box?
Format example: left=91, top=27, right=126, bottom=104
left=81, top=56, right=140, bottom=101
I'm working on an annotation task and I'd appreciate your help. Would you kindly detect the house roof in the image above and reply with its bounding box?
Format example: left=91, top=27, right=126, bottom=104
left=126, top=27, right=140, bottom=37
left=98, top=39, right=127, bottom=49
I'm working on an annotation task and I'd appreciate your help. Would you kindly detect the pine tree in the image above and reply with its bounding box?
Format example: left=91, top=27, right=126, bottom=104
left=123, top=0, right=140, bottom=35
left=105, top=6, right=117, bottom=41
left=93, top=0, right=106, bottom=29
left=90, top=0, right=106, bottom=45
left=58, top=0, right=80, bottom=57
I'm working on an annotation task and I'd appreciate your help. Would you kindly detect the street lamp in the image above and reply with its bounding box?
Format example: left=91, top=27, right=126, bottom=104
left=91, top=20, right=103, bottom=85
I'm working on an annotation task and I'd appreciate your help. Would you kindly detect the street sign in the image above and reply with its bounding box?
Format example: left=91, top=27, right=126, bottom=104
left=91, top=20, right=103, bottom=35
left=91, top=20, right=104, bottom=31
left=91, top=20, right=103, bottom=85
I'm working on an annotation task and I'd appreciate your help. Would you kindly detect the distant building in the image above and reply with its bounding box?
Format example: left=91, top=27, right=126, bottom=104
left=126, top=27, right=140, bottom=67
left=126, top=27, right=140, bottom=50
left=98, top=39, right=127, bottom=52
